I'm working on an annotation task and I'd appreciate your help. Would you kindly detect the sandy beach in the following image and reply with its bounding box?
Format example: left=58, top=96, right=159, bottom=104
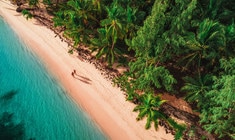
left=0, top=1, right=173, bottom=139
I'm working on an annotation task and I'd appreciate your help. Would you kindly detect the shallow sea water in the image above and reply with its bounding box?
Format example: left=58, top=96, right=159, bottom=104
left=0, top=17, right=107, bottom=140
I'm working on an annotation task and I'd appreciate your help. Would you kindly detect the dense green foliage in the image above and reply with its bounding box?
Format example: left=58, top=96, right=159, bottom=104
left=51, top=0, right=154, bottom=65
left=200, top=58, right=235, bottom=138
left=53, top=0, right=100, bottom=45
left=124, top=0, right=235, bottom=138
left=21, top=0, right=235, bottom=139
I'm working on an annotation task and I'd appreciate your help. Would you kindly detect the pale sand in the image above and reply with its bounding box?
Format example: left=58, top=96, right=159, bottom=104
left=0, top=1, right=174, bottom=139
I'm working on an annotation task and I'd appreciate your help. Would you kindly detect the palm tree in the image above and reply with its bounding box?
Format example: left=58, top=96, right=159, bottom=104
left=133, top=93, right=166, bottom=130
left=90, top=2, right=126, bottom=65
left=181, top=74, right=213, bottom=110
left=53, top=0, right=99, bottom=46
left=180, top=18, right=226, bottom=73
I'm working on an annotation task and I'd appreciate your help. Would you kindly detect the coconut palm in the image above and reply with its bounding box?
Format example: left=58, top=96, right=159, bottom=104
left=90, top=2, right=126, bottom=65
left=181, top=18, right=226, bottom=73
left=53, top=0, right=99, bottom=46
left=133, top=93, right=166, bottom=130
left=181, top=74, right=213, bottom=110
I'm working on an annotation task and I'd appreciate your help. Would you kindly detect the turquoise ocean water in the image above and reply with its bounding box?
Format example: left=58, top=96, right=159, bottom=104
left=0, top=17, right=107, bottom=140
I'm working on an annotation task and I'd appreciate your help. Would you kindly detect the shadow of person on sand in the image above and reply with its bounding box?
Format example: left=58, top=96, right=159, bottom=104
left=71, top=70, right=92, bottom=85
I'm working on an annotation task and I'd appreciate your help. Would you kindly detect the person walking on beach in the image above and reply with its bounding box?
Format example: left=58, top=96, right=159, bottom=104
left=71, top=71, right=75, bottom=77
left=71, top=69, right=77, bottom=77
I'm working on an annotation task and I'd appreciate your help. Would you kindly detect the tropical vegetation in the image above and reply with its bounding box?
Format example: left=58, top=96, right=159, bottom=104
left=13, top=0, right=235, bottom=139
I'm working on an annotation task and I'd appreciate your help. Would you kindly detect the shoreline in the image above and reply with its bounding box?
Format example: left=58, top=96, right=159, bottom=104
left=0, top=1, right=173, bottom=139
